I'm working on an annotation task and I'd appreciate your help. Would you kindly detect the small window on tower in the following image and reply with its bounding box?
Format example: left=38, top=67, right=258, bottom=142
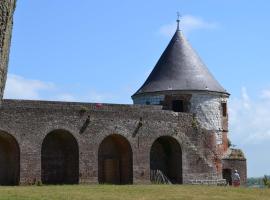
left=172, top=100, right=184, bottom=112
left=222, top=103, right=227, bottom=117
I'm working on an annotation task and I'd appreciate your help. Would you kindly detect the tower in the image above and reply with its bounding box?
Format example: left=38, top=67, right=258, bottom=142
left=133, top=19, right=229, bottom=150
left=0, top=0, right=16, bottom=103
left=132, top=18, right=236, bottom=177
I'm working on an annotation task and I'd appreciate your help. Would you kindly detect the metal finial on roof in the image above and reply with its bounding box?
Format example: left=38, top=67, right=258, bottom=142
left=176, top=12, right=181, bottom=30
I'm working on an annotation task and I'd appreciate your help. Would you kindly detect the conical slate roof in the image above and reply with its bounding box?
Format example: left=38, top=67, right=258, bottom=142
left=133, top=29, right=228, bottom=97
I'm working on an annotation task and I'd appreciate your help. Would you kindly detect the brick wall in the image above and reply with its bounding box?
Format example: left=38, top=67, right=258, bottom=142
left=222, top=159, right=247, bottom=185
left=0, top=99, right=225, bottom=185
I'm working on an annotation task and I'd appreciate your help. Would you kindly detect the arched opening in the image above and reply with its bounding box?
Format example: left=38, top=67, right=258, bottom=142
left=41, top=130, right=79, bottom=184
left=98, top=134, right=133, bottom=184
left=150, top=136, right=182, bottom=184
left=222, top=168, right=232, bottom=185
left=0, top=131, right=20, bottom=185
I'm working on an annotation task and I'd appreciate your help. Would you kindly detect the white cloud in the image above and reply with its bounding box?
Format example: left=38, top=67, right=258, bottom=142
left=229, top=87, right=270, bottom=177
left=55, top=93, right=77, bottom=102
left=241, top=87, right=251, bottom=109
left=4, top=74, right=119, bottom=103
left=159, top=15, right=218, bottom=37
left=229, top=87, right=270, bottom=144
left=4, top=74, right=54, bottom=100
left=261, top=89, right=270, bottom=99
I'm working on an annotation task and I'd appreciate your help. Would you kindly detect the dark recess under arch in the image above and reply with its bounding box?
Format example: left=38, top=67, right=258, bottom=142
left=41, top=130, right=79, bottom=184
left=0, top=131, right=20, bottom=185
left=98, top=134, right=133, bottom=184
left=150, top=136, right=182, bottom=184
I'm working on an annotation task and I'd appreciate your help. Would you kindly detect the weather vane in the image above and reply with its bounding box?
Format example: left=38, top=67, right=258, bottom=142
left=176, top=12, right=181, bottom=30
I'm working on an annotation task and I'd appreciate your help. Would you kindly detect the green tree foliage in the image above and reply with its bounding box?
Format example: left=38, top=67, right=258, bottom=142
left=247, top=176, right=270, bottom=188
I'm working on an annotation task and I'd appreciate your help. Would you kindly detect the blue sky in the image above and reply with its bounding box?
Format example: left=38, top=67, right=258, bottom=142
left=4, top=0, right=270, bottom=177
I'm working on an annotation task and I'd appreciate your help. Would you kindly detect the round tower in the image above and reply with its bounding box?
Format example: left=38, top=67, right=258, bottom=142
left=0, top=0, right=16, bottom=103
left=132, top=21, right=230, bottom=151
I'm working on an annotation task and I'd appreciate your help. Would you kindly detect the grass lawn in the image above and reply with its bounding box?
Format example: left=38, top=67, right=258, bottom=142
left=0, top=185, right=269, bottom=200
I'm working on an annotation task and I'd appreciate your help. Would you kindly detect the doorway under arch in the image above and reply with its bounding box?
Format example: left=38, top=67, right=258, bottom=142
left=41, top=130, right=79, bottom=184
left=150, top=136, right=182, bottom=184
left=222, top=168, right=232, bottom=185
left=98, top=134, right=133, bottom=184
left=0, top=131, right=20, bottom=185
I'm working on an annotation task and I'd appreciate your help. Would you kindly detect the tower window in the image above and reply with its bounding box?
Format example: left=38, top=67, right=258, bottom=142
left=222, top=103, right=227, bottom=117
left=172, top=100, right=184, bottom=112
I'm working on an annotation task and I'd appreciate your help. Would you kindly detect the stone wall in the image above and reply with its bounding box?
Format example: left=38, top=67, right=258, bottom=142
left=222, top=158, right=247, bottom=185
left=0, top=99, right=221, bottom=185
left=190, top=93, right=228, bottom=145
left=0, top=0, right=16, bottom=102
left=222, top=148, right=247, bottom=185
left=133, top=91, right=232, bottom=177
left=134, top=91, right=229, bottom=147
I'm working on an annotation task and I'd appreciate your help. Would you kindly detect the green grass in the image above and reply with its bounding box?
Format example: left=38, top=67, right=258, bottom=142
left=0, top=185, right=269, bottom=200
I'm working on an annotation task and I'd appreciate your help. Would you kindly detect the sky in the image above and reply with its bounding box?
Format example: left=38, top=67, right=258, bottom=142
left=3, top=0, right=270, bottom=177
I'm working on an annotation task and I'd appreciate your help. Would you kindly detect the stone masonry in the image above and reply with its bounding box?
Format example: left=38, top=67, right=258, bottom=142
left=0, top=0, right=16, bottom=102
left=0, top=99, right=221, bottom=185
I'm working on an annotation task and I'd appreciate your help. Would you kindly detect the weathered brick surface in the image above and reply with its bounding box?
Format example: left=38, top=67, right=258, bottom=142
left=0, top=0, right=16, bottom=102
left=222, top=148, right=247, bottom=186
left=190, top=93, right=228, bottom=146
left=222, top=159, right=247, bottom=185
left=0, top=99, right=223, bottom=185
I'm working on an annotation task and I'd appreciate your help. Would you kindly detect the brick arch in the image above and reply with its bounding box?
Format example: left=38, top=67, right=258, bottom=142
left=98, top=134, right=133, bottom=184
left=150, top=136, right=182, bottom=184
left=40, top=126, right=80, bottom=145
left=41, top=129, right=79, bottom=184
left=0, top=131, right=20, bottom=185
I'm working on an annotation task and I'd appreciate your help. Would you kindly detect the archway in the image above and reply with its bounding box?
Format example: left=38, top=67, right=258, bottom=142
left=150, top=136, right=182, bottom=184
left=0, top=131, right=20, bottom=185
left=222, top=168, right=232, bottom=185
left=98, top=134, right=133, bottom=184
left=41, top=130, right=79, bottom=184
